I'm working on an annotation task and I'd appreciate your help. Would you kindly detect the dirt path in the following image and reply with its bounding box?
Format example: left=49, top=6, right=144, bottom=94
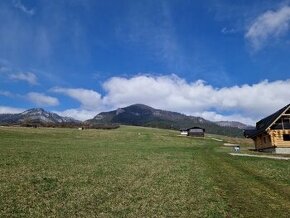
left=229, top=153, right=290, bottom=160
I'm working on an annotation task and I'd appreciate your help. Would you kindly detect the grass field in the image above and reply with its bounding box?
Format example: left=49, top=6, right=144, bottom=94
left=0, top=126, right=289, bottom=217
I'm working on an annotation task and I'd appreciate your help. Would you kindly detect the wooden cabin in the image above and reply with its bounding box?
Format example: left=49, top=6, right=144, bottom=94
left=180, top=127, right=205, bottom=137
left=244, top=104, right=290, bottom=154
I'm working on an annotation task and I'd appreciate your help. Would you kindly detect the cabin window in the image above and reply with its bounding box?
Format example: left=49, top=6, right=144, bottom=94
left=283, top=117, right=290, bottom=129
left=282, top=134, right=290, bottom=141
left=263, top=137, right=267, bottom=144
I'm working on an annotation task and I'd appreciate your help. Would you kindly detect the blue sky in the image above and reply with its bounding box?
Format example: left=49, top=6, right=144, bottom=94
left=1, top=0, right=290, bottom=124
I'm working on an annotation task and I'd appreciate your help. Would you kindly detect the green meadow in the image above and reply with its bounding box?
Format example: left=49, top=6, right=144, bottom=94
left=0, top=126, right=289, bottom=217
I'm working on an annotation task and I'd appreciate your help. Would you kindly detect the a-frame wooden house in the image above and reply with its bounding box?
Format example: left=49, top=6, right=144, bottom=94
left=244, top=104, right=290, bottom=154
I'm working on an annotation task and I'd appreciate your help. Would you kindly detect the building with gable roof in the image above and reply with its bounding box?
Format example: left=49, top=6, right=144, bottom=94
left=244, top=104, right=290, bottom=154
left=180, top=127, right=205, bottom=137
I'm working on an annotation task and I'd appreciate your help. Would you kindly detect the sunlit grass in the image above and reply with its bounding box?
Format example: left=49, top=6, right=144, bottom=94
left=0, top=126, right=289, bottom=217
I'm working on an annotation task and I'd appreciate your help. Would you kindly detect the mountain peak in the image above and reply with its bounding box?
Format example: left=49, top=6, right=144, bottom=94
left=22, top=108, right=45, bottom=113
left=124, top=104, right=154, bottom=110
left=20, top=108, right=47, bottom=115
left=88, top=104, right=244, bottom=137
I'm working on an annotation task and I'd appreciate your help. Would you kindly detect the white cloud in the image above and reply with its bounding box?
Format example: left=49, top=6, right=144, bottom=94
left=102, top=75, right=290, bottom=125
left=50, top=88, right=106, bottom=121
left=246, top=6, right=290, bottom=50
left=51, top=87, right=103, bottom=110
left=192, top=111, right=255, bottom=125
left=9, top=72, right=38, bottom=85
left=46, top=75, right=290, bottom=125
left=54, top=109, right=97, bottom=121
left=0, top=106, right=24, bottom=114
left=27, top=92, right=59, bottom=106
left=13, top=0, right=35, bottom=16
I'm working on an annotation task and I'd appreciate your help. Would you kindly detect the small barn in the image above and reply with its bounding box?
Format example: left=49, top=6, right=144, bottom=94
left=180, top=127, right=205, bottom=137
left=244, top=104, right=290, bottom=154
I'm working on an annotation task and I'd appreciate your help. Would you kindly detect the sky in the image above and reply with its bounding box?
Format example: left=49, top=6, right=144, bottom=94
left=1, top=0, right=290, bottom=124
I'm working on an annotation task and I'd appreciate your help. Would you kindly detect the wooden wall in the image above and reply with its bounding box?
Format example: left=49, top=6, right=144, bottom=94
left=253, top=130, right=290, bottom=149
left=254, top=133, right=272, bottom=149
left=269, top=130, right=290, bottom=148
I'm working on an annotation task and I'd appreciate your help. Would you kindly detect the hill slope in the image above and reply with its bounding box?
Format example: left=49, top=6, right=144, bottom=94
left=0, top=126, right=288, bottom=217
left=86, top=104, right=244, bottom=137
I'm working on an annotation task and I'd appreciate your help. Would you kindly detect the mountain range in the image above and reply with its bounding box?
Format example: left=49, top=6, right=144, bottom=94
left=0, top=108, right=80, bottom=126
left=86, top=104, right=252, bottom=137
left=0, top=104, right=253, bottom=137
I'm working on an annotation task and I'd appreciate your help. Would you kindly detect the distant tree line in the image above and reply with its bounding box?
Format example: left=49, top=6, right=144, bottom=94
left=15, top=122, right=120, bottom=130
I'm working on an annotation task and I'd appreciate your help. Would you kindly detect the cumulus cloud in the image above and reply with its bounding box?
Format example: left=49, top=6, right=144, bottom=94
left=13, top=0, right=35, bottom=16
left=51, top=87, right=103, bottom=110
left=0, top=106, right=24, bottom=114
left=246, top=6, right=290, bottom=50
left=192, top=111, right=256, bottom=125
left=54, top=108, right=98, bottom=121
left=49, top=75, right=290, bottom=124
left=27, top=92, right=59, bottom=106
left=50, top=88, right=106, bottom=121
left=102, top=75, right=290, bottom=124
left=9, top=72, right=38, bottom=85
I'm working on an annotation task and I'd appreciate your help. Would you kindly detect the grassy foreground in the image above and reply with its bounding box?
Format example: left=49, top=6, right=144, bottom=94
left=0, top=126, right=289, bottom=217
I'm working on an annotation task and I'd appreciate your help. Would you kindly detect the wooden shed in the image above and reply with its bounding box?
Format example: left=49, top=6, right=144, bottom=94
left=244, top=104, right=290, bottom=154
left=180, top=127, right=205, bottom=137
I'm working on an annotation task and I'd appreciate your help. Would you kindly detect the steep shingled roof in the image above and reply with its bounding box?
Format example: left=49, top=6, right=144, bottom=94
left=180, top=127, right=205, bottom=132
left=244, top=104, right=290, bottom=138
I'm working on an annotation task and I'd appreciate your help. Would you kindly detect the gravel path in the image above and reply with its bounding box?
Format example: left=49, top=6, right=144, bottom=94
left=210, top=137, right=223, bottom=142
